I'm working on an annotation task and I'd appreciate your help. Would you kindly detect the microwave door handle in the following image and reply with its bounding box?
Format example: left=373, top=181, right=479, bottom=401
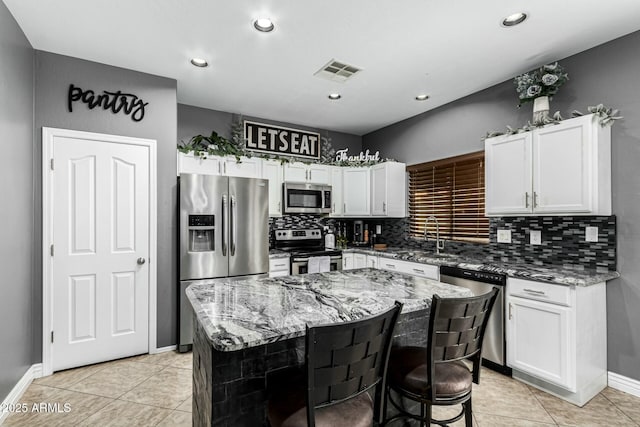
left=230, top=195, right=237, bottom=256
left=221, top=194, right=227, bottom=256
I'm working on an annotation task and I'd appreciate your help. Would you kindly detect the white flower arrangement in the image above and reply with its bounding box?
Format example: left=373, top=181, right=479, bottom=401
left=514, top=62, right=569, bottom=105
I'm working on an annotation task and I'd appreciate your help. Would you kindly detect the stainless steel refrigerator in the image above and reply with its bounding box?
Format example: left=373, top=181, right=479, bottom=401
left=178, top=174, right=269, bottom=352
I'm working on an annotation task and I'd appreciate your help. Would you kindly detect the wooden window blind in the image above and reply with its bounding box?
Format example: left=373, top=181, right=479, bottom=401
left=407, top=151, right=489, bottom=243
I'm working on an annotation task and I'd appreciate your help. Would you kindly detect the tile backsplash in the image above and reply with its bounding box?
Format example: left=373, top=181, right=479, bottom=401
left=375, top=216, right=617, bottom=271
left=269, top=214, right=617, bottom=271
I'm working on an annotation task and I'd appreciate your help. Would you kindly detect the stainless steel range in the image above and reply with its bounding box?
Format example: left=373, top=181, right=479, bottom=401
left=273, top=229, right=342, bottom=274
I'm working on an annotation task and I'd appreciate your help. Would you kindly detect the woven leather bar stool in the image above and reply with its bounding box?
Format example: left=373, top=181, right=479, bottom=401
left=267, top=301, right=403, bottom=427
left=383, top=289, right=498, bottom=427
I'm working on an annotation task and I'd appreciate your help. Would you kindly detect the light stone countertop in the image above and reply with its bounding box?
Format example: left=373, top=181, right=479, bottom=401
left=185, top=268, right=473, bottom=351
left=342, top=247, right=619, bottom=286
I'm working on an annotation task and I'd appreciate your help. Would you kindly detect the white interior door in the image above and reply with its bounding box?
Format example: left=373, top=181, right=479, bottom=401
left=49, top=132, right=152, bottom=372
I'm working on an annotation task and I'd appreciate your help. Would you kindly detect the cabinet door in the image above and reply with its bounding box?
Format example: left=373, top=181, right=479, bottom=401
left=353, top=253, right=367, bottom=268
left=283, top=162, right=308, bottom=182
left=533, top=117, right=592, bottom=213
left=371, top=164, right=387, bottom=216
left=224, top=156, right=262, bottom=178
left=262, top=159, right=283, bottom=216
left=485, top=134, right=532, bottom=215
left=366, top=255, right=378, bottom=269
left=308, top=164, right=330, bottom=184
left=343, top=168, right=370, bottom=216
left=507, top=295, right=575, bottom=391
left=177, top=152, right=223, bottom=176
left=329, top=167, right=344, bottom=216
left=342, top=253, right=354, bottom=270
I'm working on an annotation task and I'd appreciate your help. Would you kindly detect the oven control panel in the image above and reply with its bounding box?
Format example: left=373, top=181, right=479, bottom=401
left=274, top=229, right=322, bottom=240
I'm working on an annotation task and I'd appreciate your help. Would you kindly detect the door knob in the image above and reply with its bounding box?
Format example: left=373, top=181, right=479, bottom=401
left=137, top=257, right=146, bottom=265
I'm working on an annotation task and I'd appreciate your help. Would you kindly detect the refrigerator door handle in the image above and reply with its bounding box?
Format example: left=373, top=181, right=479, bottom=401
left=222, top=194, right=228, bottom=256
left=230, top=195, right=237, bottom=256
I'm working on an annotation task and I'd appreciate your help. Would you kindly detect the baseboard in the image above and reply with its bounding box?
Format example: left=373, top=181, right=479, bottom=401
left=151, top=345, right=177, bottom=354
left=0, top=364, right=42, bottom=424
left=608, top=371, right=640, bottom=398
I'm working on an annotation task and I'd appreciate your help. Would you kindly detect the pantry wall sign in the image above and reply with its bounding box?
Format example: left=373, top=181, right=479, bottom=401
left=67, top=84, right=149, bottom=122
left=244, top=120, right=320, bottom=160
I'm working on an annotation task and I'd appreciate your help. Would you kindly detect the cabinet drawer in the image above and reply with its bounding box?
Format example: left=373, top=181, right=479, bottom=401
left=397, top=261, right=439, bottom=280
left=269, top=258, right=290, bottom=273
left=508, top=278, right=572, bottom=306
left=379, top=259, right=401, bottom=272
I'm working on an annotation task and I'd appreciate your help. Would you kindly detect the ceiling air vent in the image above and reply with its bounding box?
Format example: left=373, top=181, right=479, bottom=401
left=314, top=59, right=362, bottom=83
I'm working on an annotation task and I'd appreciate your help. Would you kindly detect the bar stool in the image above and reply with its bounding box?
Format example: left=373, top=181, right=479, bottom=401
left=383, top=289, right=498, bottom=427
left=267, top=302, right=403, bottom=427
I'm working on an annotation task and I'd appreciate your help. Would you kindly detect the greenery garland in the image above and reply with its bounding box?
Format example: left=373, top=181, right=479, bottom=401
left=178, top=117, right=394, bottom=166
left=483, top=104, right=623, bottom=140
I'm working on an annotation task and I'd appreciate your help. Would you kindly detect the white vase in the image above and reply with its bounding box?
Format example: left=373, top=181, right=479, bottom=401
left=533, top=96, right=550, bottom=122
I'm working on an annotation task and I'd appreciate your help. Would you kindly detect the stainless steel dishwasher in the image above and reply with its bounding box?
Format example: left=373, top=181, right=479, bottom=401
left=439, top=266, right=511, bottom=375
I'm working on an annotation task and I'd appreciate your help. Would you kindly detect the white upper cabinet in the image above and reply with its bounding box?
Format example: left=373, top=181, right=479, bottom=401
left=371, top=162, right=406, bottom=217
left=485, top=114, right=611, bottom=216
left=262, top=159, right=284, bottom=217
left=329, top=166, right=344, bottom=216
left=283, top=162, right=330, bottom=184
left=177, top=153, right=261, bottom=178
left=343, top=167, right=370, bottom=216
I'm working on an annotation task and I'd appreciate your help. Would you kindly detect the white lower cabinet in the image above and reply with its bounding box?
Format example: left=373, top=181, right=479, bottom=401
left=342, top=253, right=354, bottom=270
left=269, top=257, right=290, bottom=277
left=353, top=253, right=367, bottom=269
left=366, top=255, right=378, bottom=269
left=506, top=278, right=607, bottom=406
left=375, top=257, right=438, bottom=280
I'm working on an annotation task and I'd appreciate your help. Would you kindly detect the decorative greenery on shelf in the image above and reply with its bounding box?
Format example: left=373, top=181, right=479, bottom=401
left=514, top=62, right=569, bottom=106
left=482, top=104, right=623, bottom=140
left=177, top=130, right=245, bottom=161
left=178, top=117, right=395, bottom=166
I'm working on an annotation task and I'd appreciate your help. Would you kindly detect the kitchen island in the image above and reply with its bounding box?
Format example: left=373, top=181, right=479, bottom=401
left=185, top=268, right=472, bottom=427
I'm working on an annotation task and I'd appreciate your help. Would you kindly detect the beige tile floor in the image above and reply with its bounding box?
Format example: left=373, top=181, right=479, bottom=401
left=4, top=351, right=640, bottom=426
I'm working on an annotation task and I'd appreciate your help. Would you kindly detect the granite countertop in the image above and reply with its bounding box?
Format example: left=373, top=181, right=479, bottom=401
left=343, top=247, right=619, bottom=286
left=185, top=268, right=473, bottom=352
left=268, top=249, right=290, bottom=259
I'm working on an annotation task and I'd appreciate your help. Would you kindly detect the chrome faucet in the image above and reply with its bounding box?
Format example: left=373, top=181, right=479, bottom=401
left=423, top=216, right=445, bottom=255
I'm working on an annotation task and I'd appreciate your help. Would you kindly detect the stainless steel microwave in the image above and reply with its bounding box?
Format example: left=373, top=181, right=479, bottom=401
left=283, top=182, right=332, bottom=214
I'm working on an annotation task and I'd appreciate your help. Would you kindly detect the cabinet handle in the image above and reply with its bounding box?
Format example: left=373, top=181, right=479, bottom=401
left=278, top=201, right=281, bottom=212
left=525, top=192, right=530, bottom=208
left=333, top=203, right=335, bottom=213
left=385, top=264, right=396, bottom=269
left=383, top=202, right=386, bottom=212
left=509, top=303, right=513, bottom=320
left=344, top=203, right=346, bottom=212
left=306, top=170, right=309, bottom=180
left=413, top=268, right=424, bottom=274
left=524, top=288, right=546, bottom=295
left=218, top=163, right=221, bottom=174
left=533, top=192, right=538, bottom=208
left=273, top=263, right=287, bottom=268
left=224, top=163, right=227, bottom=174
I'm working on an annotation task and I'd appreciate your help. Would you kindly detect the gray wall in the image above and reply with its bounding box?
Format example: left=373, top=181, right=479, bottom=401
left=0, top=1, right=34, bottom=401
left=363, top=31, right=640, bottom=381
left=34, top=52, right=178, bottom=354
left=178, top=104, right=362, bottom=157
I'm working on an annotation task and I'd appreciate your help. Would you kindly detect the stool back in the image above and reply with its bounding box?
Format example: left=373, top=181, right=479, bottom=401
left=305, top=302, right=403, bottom=427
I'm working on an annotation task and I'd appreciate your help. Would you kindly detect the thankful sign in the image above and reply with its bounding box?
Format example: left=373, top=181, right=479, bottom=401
left=244, top=121, right=320, bottom=159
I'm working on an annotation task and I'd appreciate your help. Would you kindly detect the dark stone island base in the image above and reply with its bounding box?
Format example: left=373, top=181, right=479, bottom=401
left=192, top=308, right=430, bottom=426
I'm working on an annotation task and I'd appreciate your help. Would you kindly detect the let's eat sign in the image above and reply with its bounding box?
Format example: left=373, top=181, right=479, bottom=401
left=244, top=120, right=320, bottom=160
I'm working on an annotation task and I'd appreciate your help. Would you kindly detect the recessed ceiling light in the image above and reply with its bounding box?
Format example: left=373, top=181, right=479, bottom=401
left=415, top=94, right=429, bottom=101
left=328, top=93, right=342, bottom=100
left=254, top=18, right=275, bottom=32
left=190, top=58, right=208, bottom=68
left=501, top=12, right=527, bottom=27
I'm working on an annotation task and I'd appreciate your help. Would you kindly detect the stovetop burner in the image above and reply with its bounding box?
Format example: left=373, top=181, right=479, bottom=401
left=272, top=228, right=342, bottom=258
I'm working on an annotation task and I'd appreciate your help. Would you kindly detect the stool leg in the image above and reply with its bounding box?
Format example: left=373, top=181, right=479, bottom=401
left=463, top=397, right=473, bottom=427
